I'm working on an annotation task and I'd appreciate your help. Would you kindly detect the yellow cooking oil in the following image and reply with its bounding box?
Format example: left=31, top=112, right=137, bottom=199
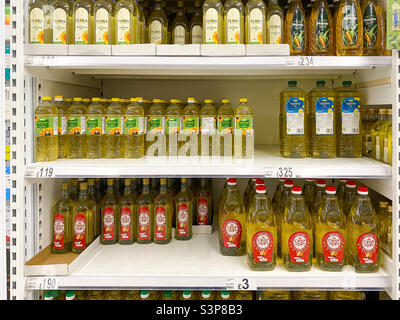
left=148, top=0, right=168, bottom=44
left=200, top=99, right=217, bottom=156
left=245, top=0, right=267, bottom=44
left=123, top=97, right=145, bottom=158
left=377, top=109, right=391, bottom=162
left=218, top=99, right=234, bottom=157
left=271, top=178, right=285, bottom=212
left=135, top=0, right=145, bottom=43
left=302, top=179, right=315, bottom=209
left=94, top=0, right=113, bottom=45
left=72, top=0, right=94, bottom=44
left=370, top=109, right=388, bottom=161
left=330, top=291, right=365, bottom=300
left=115, top=0, right=138, bottom=44
left=309, top=0, right=334, bottom=56
left=103, top=98, right=124, bottom=158
left=146, top=98, right=166, bottom=156
left=52, top=0, right=72, bottom=44
left=292, top=291, right=329, bottom=300
left=276, top=179, right=294, bottom=258
left=118, top=179, right=137, bottom=244
left=259, top=291, right=291, bottom=300
left=335, top=0, right=363, bottom=56
left=190, top=0, right=203, bottom=44
left=29, top=0, right=51, bottom=44
left=154, top=178, right=173, bottom=244
left=308, top=81, right=336, bottom=158
left=54, top=96, right=68, bottom=159
left=234, top=98, right=254, bottom=159
left=362, top=0, right=384, bottom=56
left=203, top=0, right=224, bottom=44
left=180, top=97, right=200, bottom=156
left=280, top=81, right=308, bottom=158
left=235, top=291, right=253, bottom=300
left=172, top=1, right=189, bottom=44
left=175, top=178, right=193, bottom=240
left=87, top=178, right=101, bottom=237
left=101, top=178, right=119, bottom=245
left=335, top=81, right=362, bottom=158
left=224, top=0, right=244, bottom=44
left=86, top=97, right=105, bottom=159
left=166, top=99, right=182, bottom=156
left=137, top=178, right=154, bottom=243
left=267, top=0, right=284, bottom=44
left=285, top=0, right=307, bottom=55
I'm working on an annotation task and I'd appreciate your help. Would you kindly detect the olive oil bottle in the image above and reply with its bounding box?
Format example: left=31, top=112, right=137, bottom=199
left=86, top=97, right=105, bottom=159
left=72, top=0, right=94, bottom=44
left=54, top=96, right=68, bottom=159
left=245, top=0, right=267, bottom=44
left=67, top=97, right=87, bottom=159
left=29, top=0, right=51, bottom=44
left=190, top=0, right=203, bottom=44
left=309, top=0, right=334, bottom=55
left=148, top=0, right=168, bottom=44
left=124, top=98, right=145, bottom=158
left=285, top=0, right=307, bottom=55
left=175, top=178, right=193, bottom=240
left=218, top=99, right=234, bottom=157
left=104, top=98, right=124, bottom=158
left=94, top=0, right=113, bottom=45
left=260, top=290, right=291, bottom=300
left=362, top=0, right=384, bottom=55
left=267, top=0, right=284, bottom=44
left=115, top=0, right=138, bottom=44
left=195, top=178, right=213, bottom=225
left=137, top=178, right=154, bottom=243
left=101, top=179, right=119, bottom=244
left=52, top=0, right=72, bottom=44
left=119, top=179, right=137, bottom=244
left=87, top=178, right=101, bottom=237
left=203, top=0, right=224, bottom=44
left=172, top=1, right=189, bottom=44
left=224, top=0, right=245, bottom=44
left=154, top=178, right=173, bottom=244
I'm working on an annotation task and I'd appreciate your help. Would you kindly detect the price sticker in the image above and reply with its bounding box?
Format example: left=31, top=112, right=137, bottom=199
left=287, top=56, right=315, bottom=67
left=226, top=278, right=257, bottom=291
left=265, top=167, right=295, bottom=178
left=25, top=277, right=59, bottom=290
left=26, top=166, right=55, bottom=178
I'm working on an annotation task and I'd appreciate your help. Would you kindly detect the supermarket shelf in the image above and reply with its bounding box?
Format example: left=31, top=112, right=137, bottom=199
left=25, top=145, right=392, bottom=179
left=24, top=232, right=391, bottom=291
left=361, top=178, right=393, bottom=200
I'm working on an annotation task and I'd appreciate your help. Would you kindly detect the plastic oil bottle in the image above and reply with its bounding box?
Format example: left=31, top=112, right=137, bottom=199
left=172, top=1, right=189, bottom=44
left=29, top=0, right=51, bottom=44
left=87, top=178, right=100, bottom=237
left=115, top=0, right=138, bottom=45
left=119, top=178, right=137, bottom=244
left=246, top=185, right=277, bottom=271
left=54, top=96, right=68, bottom=159
left=137, top=178, right=154, bottom=243
left=94, top=0, right=113, bottom=45
left=34, top=96, right=58, bottom=162
left=135, top=0, right=145, bottom=43
left=335, top=81, right=362, bottom=158
left=267, top=0, right=284, bottom=44
left=203, top=0, right=224, bottom=44
left=224, top=0, right=244, bottom=44
left=348, top=186, right=380, bottom=273
left=308, top=81, right=336, bottom=158
left=279, top=81, right=308, bottom=158
left=260, top=291, right=291, bottom=300
left=200, top=99, right=217, bottom=156
left=72, top=0, right=94, bottom=44
left=218, top=178, right=246, bottom=256
left=86, top=97, right=105, bottom=159
left=195, top=178, right=213, bottom=225
left=370, top=109, right=388, bottom=161
left=245, top=0, right=267, bottom=44
left=335, top=0, right=363, bottom=56
left=271, top=178, right=285, bottom=212
left=315, top=186, right=347, bottom=271
left=377, top=109, right=392, bottom=162
left=175, top=178, right=193, bottom=240
left=235, top=291, right=254, bottom=300
left=180, top=97, right=200, bottom=156
left=124, top=97, right=145, bottom=158
left=148, top=0, right=168, bottom=44
left=331, top=291, right=365, bottom=300
left=292, top=291, right=329, bottom=300
left=276, top=179, right=294, bottom=258
left=165, top=99, right=182, bottom=156
left=190, top=0, right=203, bottom=44
left=285, top=0, right=307, bottom=55
left=302, top=179, right=315, bottom=209
left=51, top=183, right=74, bottom=253
left=310, top=179, right=326, bottom=223
left=337, top=178, right=348, bottom=202
left=154, top=178, right=173, bottom=244
left=340, top=179, right=357, bottom=216
left=67, top=97, right=87, bottom=159
left=101, top=178, right=119, bottom=245
left=104, top=98, right=124, bottom=158
left=234, top=98, right=253, bottom=159
left=308, top=0, right=333, bottom=55
left=52, top=0, right=72, bottom=44
left=146, top=99, right=166, bottom=156
left=362, top=0, right=384, bottom=56
left=281, top=186, right=313, bottom=271
left=217, top=99, right=234, bottom=157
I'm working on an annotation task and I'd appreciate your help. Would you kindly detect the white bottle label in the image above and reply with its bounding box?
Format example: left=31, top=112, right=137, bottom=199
left=74, top=8, right=89, bottom=44
left=30, top=8, right=44, bottom=44
left=150, top=20, right=163, bottom=44
left=269, top=14, right=282, bottom=44
left=95, top=8, right=109, bottom=44
left=375, top=136, right=380, bottom=160
left=174, top=25, right=186, bottom=44
left=249, top=8, right=264, bottom=44
left=226, top=8, right=241, bottom=44
left=117, top=8, right=130, bottom=44
left=200, top=117, right=216, bottom=134
left=205, top=8, right=219, bottom=44
left=53, top=8, right=67, bottom=44
left=191, top=25, right=202, bottom=44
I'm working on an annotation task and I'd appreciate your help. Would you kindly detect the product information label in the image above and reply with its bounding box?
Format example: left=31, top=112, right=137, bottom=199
left=249, top=8, right=263, bottom=44
left=218, top=116, right=233, bottom=134
left=286, top=97, right=305, bottom=135
left=191, top=25, right=202, bottom=44
left=182, top=116, right=199, bottom=134
left=75, top=7, right=89, bottom=44
left=147, top=116, right=165, bottom=134
left=166, top=116, right=181, bottom=134
left=197, top=197, right=209, bottom=225
left=315, top=97, right=334, bottom=135
left=291, top=9, right=305, bottom=51
left=363, top=4, right=377, bottom=48
left=174, top=25, right=186, bottom=44
left=221, top=218, right=242, bottom=248
left=155, top=206, right=167, bottom=240
left=30, top=8, right=44, bottom=44
left=53, top=8, right=67, bottom=44
left=356, top=232, right=379, bottom=265
left=150, top=20, right=163, bottom=44
left=200, top=116, right=217, bottom=134
left=205, top=8, right=219, bottom=44
left=105, top=116, right=123, bottom=135
left=138, top=206, right=151, bottom=240
left=322, top=231, right=345, bottom=263
left=35, top=116, right=58, bottom=136
left=375, top=136, right=381, bottom=160
left=119, top=206, right=132, bottom=241
left=341, top=97, right=360, bottom=134
left=177, top=203, right=189, bottom=237
left=315, top=8, right=330, bottom=50
left=251, top=231, right=274, bottom=263
left=269, top=14, right=282, bottom=44
left=68, top=116, right=86, bottom=135
left=96, top=8, right=110, bottom=44
left=117, top=8, right=130, bottom=44
left=53, top=213, right=65, bottom=250
left=124, top=116, right=145, bottom=134
left=234, top=116, right=253, bottom=135
left=58, top=116, right=67, bottom=135
left=288, top=231, right=311, bottom=263
left=102, top=206, right=115, bottom=241
left=73, top=213, right=86, bottom=250
left=86, top=116, right=105, bottom=135
left=341, top=3, right=359, bottom=47
left=226, top=8, right=241, bottom=44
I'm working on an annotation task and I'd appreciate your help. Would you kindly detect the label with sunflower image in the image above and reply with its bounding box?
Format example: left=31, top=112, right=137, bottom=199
left=226, top=8, right=241, bottom=44
left=74, top=7, right=89, bottom=44
left=315, top=97, right=334, bottom=135
left=205, top=8, right=219, bottom=44
left=105, top=116, right=124, bottom=135
left=315, top=8, right=330, bottom=51
left=286, top=97, right=304, bottom=135
left=67, top=116, right=86, bottom=135
left=341, top=3, right=358, bottom=48
left=30, top=8, right=45, bottom=44
left=86, top=116, right=105, bottom=135
left=95, top=8, right=110, bottom=44
left=124, top=116, right=145, bottom=135
left=363, top=4, right=377, bottom=48
left=53, top=8, right=68, bottom=44
left=117, top=8, right=131, bottom=44
left=181, top=116, right=199, bottom=134
left=290, top=9, right=305, bottom=52
left=35, top=116, right=58, bottom=137
left=269, top=14, right=282, bottom=44
left=218, top=116, right=233, bottom=134
left=150, top=20, right=163, bottom=44
left=166, top=116, right=181, bottom=134
left=249, top=8, right=263, bottom=44
left=147, top=116, right=165, bottom=134
left=234, top=116, right=253, bottom=135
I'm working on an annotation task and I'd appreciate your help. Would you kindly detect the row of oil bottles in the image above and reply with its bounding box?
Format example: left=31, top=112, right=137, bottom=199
left=42, top=289, right=368, bottom=300
left=28, top=0, right=389, bottom=56
left=219, top=178, right=387, bottom=273
left=51, top=177, right=213, bottom=253
left=34, top=96, right=254, bottom=162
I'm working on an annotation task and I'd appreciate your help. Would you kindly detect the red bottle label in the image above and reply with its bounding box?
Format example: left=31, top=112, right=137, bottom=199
left=288, top=231, right=311, bottom=263
left=119, top=206, right=132, bottom=241
left=356, top=232, right=379, bottom=265
left=322, top=231, right=345, bottom=263
left=177, top=203, right=189, bottom=237
left=197, top=198, right=209, bottom=225
left=138, top=206, right=150, bottom=240
left=221, top=219, right=242, bottom=248
left=155, top=206, right=167, bottom=240
left=73, top=213, right=86, bottom=250
left=53, top=213, right=65, bottom=250
left=102, top=206, right=115, bottom=241
left=251, top=231, right=274, bottom=263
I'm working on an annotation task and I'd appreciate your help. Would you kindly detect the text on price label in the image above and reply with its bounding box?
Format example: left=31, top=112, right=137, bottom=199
left=36, top=167, right=54, bottom=178
left=25, top=277, right=59, bottom=290
left=226, top=278, right=257, bottom=291
left=276, top=167, right=294, bottom=178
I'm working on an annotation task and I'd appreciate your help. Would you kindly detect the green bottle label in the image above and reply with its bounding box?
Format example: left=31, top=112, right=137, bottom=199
left=218, top=116, right=233, bottom=134
left=105, top=116, right=123, bottom=135
left=86, top=116, right=104, bottom=135
left=234, top=116, right=253, bottom=135
left=363, top=4, right=377, bottom=48
left=67, top=116, right=86, bottom=135
left=124, top=116, right=145, bottom=134
left=35, top=116, right=57, bottom=136
left=166, top=116, right=181, bottom=134
left=291, top=9, right=305, bottom=51
left=147, top=116, right=165, bottom=134
left=341, top=3, right=359, bottom=47
left=182, top=116, right=199, bottom=134
left=315, top=8, right=330, bottom=50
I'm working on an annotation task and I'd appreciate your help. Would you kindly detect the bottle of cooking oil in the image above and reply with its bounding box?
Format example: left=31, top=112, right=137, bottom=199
left=119, top=179, right=137, bottom=244
left=51, top=183, right=74, bottom=253
left=123, top=98, right=145, bottom=158
left=259, top=291, right=291, bottom=300
left=270, top=179, right=284, bottom=213
left=146, top=99, right=166, bottom=156
left=362, top=0, right=384, bottom=55
left=52, top=0, right=72, bottom=44
left=370, top=109, right=388, bottom=161
left=72, top=182, right=94, bottom=253
left=302, top=179, right=315, bottom=209
left=308, top=81, right=336, bottom=158
left=234, top=98, right=254, bottom=159
left=267, top=0, right=284, bottom=44
left=154, top=178, right=172, bottom=244
left=67, top=97, right=87, bottom=159
left=135, top=0, right=145, bottom=43
left=245, top=179, right=265, bottom=211
left=382, top=205, right=392, bottom=256
left=245, top=0, right=267, bottom=44
left=69, top=179, right=79, bottom=202
left=172, top=1, right=189, bottom=44
left=340, top=180, right=357, bottom=216
left=190, top=0, right=203, bottom=44
left=180, top=97, right=200, bottom=156
left=217, top=99, right=234, bottom=157
left=309, top=0, right=333, bottom=55
left=175, top=178, right=193, bottom=240
left=280, top=81, right=308, bottom=158
left=101, top=178, right=119, bottom=245
left=224, top=0, right=244, bottom=44
left=235, top=291, right=253, bottom=300
left=195, top=178, right=213, bottom=225
left=137, top=178, right=154, bottom=243
left=335, top=81, right=362, bottom=158
left=218, top=291, right=232, bottom=300
left=335, top=0, right=363, bottom=55
left=72, top=0, right=94, bottom=44
left=281, top=186, right=313, bottom=271
left=276, top=179, right=294, bottom=258
left=115, top=0, right=137, bottom=44
left=166, top=99, right=182, bottom=156
left=104, top=98, right=124, bottom=158
left=330, top=291, right=365, bottom=300
left=148, top=0, right=168, bottom=44
left=247, top=185, right=277, bottom=270
left=200, top=290, right=215, bottom=300
left=200, top=99, right=217, bottom=156
left=218, top=178, right=246, bottom=256
left=94, top=0, right=113, bottom=45
left=292, top=291, right=329, bottom=300
left=29, top=0, right=51, bottom=44
left=86, top=97, right=105, bottom=159
left=203, top=0, right=224, bottom=44
left=377, top=110, right=391, bottom=162
left=310, top=179, right=326, bottom=222
left=180, top=291, right=196, bottom=300
left=315, top=186, right=347, bottom=271
left=87, top=178, right=100, bottom=237
left=285, top=0, right=307, bottom=55
left=54, top=96, right=68, bottom=159
left=337, top=178, right=348, bottom=202
left=162, top=291, right=178, bottom=300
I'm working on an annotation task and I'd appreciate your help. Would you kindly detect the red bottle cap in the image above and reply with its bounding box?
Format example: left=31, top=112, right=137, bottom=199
left=227, top=178, right=237, bottom=185
left=256, top=185, right=267, bottom=193
left=255, top=179, right=265, bottom=185
left=284, top=179, right=294, bottom=187
left=357, top=186, right=368, bottom=195
left=346, top=180, right=357, bottom=188
left=326, top=186, right=336, bottom=194
left=316, top=179, right=326, bottom=187
left=291, top=186, right=302, bottom=194
left=340, top=179, right=349, bottom=183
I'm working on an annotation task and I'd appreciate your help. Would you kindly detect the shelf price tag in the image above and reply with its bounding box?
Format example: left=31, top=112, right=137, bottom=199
left=25, top=277, right=59, bottom=290
left=287, top=56, right=314, bottom=67
left=265, top=167, right=294, bottom=178
left=226, top=278, right=257, bottom=291
left=26, top=166, right=55, bottom=178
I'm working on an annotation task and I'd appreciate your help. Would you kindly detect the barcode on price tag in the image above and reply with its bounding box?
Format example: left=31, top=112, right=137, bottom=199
left=25, top=277, right=59, bottom=290
left=226, top=278, right=257, bottom=291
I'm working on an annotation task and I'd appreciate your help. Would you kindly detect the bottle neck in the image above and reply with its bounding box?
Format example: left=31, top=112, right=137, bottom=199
left=123, top=184, right=131, bottom=195
left=160, top=184, right=167, bottom=194
left=180, top=182, right=188, bottom=192
left=60, top=189, right=69, bottom=200
left=142, top=184, right=150, bottom=194
left=78, top=189, right=88, bottom=200
left=177, top=7, right=184, bottom=16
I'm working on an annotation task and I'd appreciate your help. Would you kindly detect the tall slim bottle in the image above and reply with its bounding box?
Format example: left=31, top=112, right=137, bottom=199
left=362, top=0, right=384, bottom=56
left=72, top=0, right=94, bottom=44
left=172, top=1, right=189, bottom=44
left=137, top=178, right=154, bottom=243
left=195, top=178, right=213, bottom=225
left=124, top=97, right=145, bottom=158
left=87, top=178, right=101, bottom=237
left=302, top=179, right=315, bottom=209
left=104, top=98, right=124, bottom=158
left=101, top=178, right=119, bottom=244
left=340, top=180, right=357, bottom=216
left=94, top=0, right=113, bottom=45
left=285, top=0, right=307, bottom=55
left=29, top=0, right=51, bottom=44
left=119, top=179, right=137, bottom=244
left=309, top=0, right=334, bottom=56
left=148, top=0, right=168, bottom=44
left=217, top=99, right=234, bottom=157
left=224, top=0, right=245, bottom=44
left=52, top=0, right=72, bottom=44
left=245, top=0, right=267, bottom=44
left=115, top=0, right=137, bottom=44
left=166, top=99, right=182, bottom=156
left=200, top=99, right=217, bottom=156
left=190, top=0, right=203, bottom=44
left=55, top=96, right=68, bottom=159
left=154, top=178, right=173, bottom=244
left=175, top=178, right=193, bottom=240
left=146, top=99, right=166, bottom=156
left=203, top=0, right=224, bottom=44
left=267, top=0, right=284, bottom=44
left=234, top=98, right=254, bottom=159
left=67, top=97, right=87, bottom=159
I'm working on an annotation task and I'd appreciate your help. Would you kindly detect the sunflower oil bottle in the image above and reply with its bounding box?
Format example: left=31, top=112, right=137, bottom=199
left=348, top=187, right=380, bottom=273
left=259, top=291, right=291, bottom=300
left=224, top=0, right=244, bottom=44
left=87, top=179, right=101, bottom=237
left=29, top=0, right=51, bottom=44
left=146, top=99, right=166, bottom=156
left=280, top=81, right=308, bottom=158
left=203, top=0, right=224, bottom=44
left=276, top=179, right=294, bottom=258
left=72, top=182, right=94, bottom=253
left=309, top=0, right=333, bottom=55
left=103, top=98, right=124, bottom=158
left=69, top=179, right=79, bottom=202
left=235, top=291, right=253, bottom=300
left=34, top=96, right=58, bottom=162
left=370, top=109, right=388, bottom=161
left=331, top=291, right=365, bottom=300
left=340, top=179, right=357, bottom=216
left=175, top=178, right=193, bottom=240
left=245, top=0, right=267, bottom=44
left=94, top=0, right=113, bottom=45
left=72, top=0, right=94, bottom=44
left=67, top=97, right=87, bottom=158
left=172, top=1, right=189, bottom=44
left=54, top=96, right=68, bottom=158
left=377, top=200, right=388, bottom=245
left=292, top=291, right=329, bottom=300
left=195, top=178, right=213, bottom=225
left=234, top=98, right=254, bottom=159
left=52, top=0, right=72, bottom=44
left=148, top=0, right=168, bottom=44
left=362, top=0, right=384, bottom=55
left=218, top=178, right=246, bottom=256
left=267, top=0, right=284, bottom=44
left=180, top=97, right=199, bottom=156
left=165, top=99, right=181, bottom=156
left=376, top=109, right=392, bottom=162
left=86, top=98, right=105, bottom=159
left=115, top=0, right=137, bottom=44
left=217, top=99, right=234, bottom=157
left=137, top=178, right=154, bottom=243
left=124, top=98, right=145, bottom=158
left=117, top=179, right=136, bottom=244
left=200, top=99, right=218, bottom=156
left=335, top=0, right=363, bottom=55
left=281, top=186, right=313, bottom=271
left=190, top=0, right=203, bottom=44
left=200, top=290, right=216, bottom=300
left=154, top=178, right=173, bottom=244
left=337, top=178, right=348, bottom=202
left=303, top=179, right=315, bottom=209
left=382, top=205, right=392, bottom=256
left=271, top=178, right=285, bottom=212
left=101, top=179, right=119, bottom=244
left=51, top=183, right=74, bottom=253
left=285, top=0, right=307, bottom=55
left=308, top=81, right=336, bottom=158
left=245, top=179, right=265, bottom=211
left=246, top=185, right=277, bottom=271
left=135, top=0, right=145, bottom=43
left=244, top=178, right=256, bottom=208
